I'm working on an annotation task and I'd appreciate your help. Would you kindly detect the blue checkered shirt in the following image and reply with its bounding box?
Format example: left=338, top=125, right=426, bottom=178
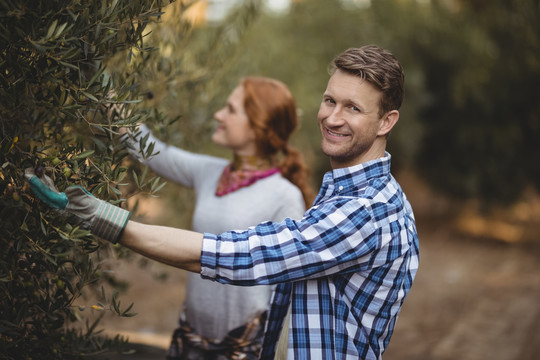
left=201, top=153, right=420, bottom=359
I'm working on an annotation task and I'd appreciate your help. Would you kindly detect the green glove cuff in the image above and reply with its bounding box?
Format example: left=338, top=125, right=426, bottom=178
left=91, top=201, right=131, bottom=244
left=64, top=186, right=131, bottom=244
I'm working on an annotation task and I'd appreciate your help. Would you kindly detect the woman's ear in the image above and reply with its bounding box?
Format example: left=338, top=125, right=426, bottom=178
left=378, top=110, right=399, bottom=136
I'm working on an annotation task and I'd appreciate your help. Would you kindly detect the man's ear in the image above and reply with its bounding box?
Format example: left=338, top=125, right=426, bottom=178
left=378, top=110, right=399, bottom=136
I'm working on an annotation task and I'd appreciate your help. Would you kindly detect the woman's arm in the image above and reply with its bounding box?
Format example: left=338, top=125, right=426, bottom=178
left=119, top=220, right=204, bottom=273
left=122, top=124, right=219, bottom=188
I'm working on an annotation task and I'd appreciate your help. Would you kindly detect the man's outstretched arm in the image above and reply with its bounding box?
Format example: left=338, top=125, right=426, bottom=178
left=24, top=168, right=204, bottom=273
left=120, top=221, right=203, bottom=273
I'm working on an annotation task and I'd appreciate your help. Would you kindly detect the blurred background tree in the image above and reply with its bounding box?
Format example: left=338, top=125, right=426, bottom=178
left=225, top=0, right=540, bottom=208
left=412, top=0, right=540, bottom=207
left=150, top=0, right=539, bottom=210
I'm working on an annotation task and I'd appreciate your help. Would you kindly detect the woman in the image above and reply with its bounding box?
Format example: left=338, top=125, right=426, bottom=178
left=124, top=76, right=313, bottom=359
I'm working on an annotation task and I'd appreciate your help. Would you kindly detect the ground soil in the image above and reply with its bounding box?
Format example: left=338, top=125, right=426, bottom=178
left=80, top=173, right=540, bottom=359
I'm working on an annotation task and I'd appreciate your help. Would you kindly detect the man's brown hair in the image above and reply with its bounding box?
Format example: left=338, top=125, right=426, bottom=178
left=330, top=45, right=404, bottom=118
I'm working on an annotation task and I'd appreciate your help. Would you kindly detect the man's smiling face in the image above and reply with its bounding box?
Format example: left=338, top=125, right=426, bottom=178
left=317, top=69, right=387, bottom=169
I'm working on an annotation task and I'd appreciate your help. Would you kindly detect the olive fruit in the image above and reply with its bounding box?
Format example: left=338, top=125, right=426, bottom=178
left=35, top=165, right=45, bottom=178
left=12, top=191, right=21, bottom=201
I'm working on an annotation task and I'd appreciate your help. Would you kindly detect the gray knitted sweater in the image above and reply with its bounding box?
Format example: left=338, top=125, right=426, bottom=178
left=128, top=125, right=306, bottom=340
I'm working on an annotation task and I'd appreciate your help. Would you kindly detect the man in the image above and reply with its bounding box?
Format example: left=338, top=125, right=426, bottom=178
left=27, top=45, right=419, bottom=359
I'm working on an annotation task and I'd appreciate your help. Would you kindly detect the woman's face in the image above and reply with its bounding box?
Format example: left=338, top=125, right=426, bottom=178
left=212, top=85, right=257, bottom=156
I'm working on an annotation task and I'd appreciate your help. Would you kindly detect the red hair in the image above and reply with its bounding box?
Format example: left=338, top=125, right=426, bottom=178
left=241, top=76, right=314, bottom=207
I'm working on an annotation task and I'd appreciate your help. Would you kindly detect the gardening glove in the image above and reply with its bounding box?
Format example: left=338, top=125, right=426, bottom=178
left=24, top=168, right=130, bottom=244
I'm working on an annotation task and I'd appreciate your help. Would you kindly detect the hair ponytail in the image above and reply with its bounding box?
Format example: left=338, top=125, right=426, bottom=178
left=278, top=145, right=315, bottom=208
left=242, top=76, right=314, bottom=207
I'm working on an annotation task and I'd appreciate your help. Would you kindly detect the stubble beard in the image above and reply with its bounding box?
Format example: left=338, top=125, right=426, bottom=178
left=321, top=138, right=372, bottom=168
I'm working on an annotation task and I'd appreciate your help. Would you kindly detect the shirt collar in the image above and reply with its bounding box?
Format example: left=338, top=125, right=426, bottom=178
left=320, top=152, right=392, bottom=196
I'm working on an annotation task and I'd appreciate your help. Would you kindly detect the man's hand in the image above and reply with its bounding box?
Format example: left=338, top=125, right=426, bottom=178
left=25, top=168, right=130, bottom=244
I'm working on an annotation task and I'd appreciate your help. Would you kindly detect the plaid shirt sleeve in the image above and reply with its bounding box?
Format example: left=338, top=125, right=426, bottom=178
left=200, top=191, right=411, bottom=286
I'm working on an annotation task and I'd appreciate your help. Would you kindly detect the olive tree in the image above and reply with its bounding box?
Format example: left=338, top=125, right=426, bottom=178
left=0, top=0, right=176, bottom=358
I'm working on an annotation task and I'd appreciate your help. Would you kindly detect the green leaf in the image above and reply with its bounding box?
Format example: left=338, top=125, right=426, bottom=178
left=31, top=41, right=47, bottom=53
left=117, top=169, right=127, bottom=182
left=58, top=61, right=79, bottom=70
left=150, top=177, right=161, bottom=192
left=40, top=219, right=48, bottom=236
left=87, top=66, right=106, bottom=88
left=46, top=20, right=58, bottom=39
left=73, top=150, right=95, bottom=160
left=152, top=180, right=166, bottom=194
left=80, top=91, right=98, bottom=102
left=132, top=169, right=139, bottom=186
left=54, top=23, right=68, bottom=38
left=140, top=166, right=148, bottom=184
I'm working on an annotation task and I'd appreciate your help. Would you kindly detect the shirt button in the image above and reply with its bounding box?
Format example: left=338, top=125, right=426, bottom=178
left=338, top=186, right=343, bottom=192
